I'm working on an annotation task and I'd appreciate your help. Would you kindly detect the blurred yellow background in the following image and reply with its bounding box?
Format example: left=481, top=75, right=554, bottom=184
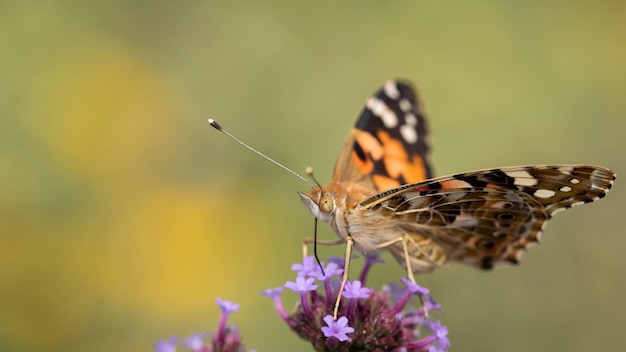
left=1, top=2, right=625, bottom=351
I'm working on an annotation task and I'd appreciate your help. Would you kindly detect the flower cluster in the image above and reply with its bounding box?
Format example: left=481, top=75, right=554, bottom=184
left=154, top=298, right=255, bottom=352
left=154, top=255, right=449, bottom=351
left=262, top=255, right=450, bottom=352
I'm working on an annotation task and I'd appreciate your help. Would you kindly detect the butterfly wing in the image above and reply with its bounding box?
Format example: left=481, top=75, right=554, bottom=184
left=357, top=165, right=615, bottom=270
left=331, top=80, right=433, bottom=192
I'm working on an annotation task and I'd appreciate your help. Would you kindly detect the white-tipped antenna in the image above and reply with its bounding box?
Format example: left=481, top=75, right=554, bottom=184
left=305, top=166, right=322, bottom=189
left=209, top=119, right=316, bottom=188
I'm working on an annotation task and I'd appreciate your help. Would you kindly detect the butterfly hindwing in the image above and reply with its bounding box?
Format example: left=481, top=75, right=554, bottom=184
left=331, top=81, right=433, bottom=192
left=358, top=165, right=615, bottom=269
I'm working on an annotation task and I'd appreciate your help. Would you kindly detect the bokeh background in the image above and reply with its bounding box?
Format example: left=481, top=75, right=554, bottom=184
left=1, top=2, right=625, bottom=351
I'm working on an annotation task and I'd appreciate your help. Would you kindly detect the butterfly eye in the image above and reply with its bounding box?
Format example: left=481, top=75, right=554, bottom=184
left=319, top=194, right=335, bottom=213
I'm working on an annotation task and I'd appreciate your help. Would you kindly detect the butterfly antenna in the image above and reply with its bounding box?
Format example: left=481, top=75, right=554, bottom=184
left=305, top=167, right=323, bottom=192
left=209, top=119, right=316, bottom=188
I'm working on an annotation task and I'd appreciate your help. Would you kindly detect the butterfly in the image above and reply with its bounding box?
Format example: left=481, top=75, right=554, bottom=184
left=209, top=80, right=615, bottom=319
left=298, top=80, right=615, bottom=285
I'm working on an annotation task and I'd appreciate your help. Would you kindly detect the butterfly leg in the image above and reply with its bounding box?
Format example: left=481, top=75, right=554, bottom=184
left=375, top=234, right=428, bottom=317
left=332, top=235, right=353, bottom=320
left=302, top=237, right=345, bottom=258
left=374, top=236, right=417, bottom=282
left=303, top=235, right=354, bottom=320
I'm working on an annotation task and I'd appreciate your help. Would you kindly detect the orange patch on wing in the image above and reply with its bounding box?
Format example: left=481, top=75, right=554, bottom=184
left=352, top=130, right=383, bottom=174
left=355, top=130, right=384, bottom=160
left=402, top=155, right=428, bottom=183
left=373, top=174, right=401, bottom=190
left=412, top=185, right=430, bottom=192
left=440, top=179, right=472, bottom=189
left=351, top=150, right=374, bottom=174
left=377, top=131, right=428, bottom=184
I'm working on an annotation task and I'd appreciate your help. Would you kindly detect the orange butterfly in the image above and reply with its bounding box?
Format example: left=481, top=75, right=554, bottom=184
left=211, top=80, right=615, bottom=319
left=296, top=80, right=614, bottom=317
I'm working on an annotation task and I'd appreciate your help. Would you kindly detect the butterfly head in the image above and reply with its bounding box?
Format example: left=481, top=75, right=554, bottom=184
left=298, top=188, right=336, bottom=221
left=298, top=181, right=373, bottom=242
left=297, top=167, right=342, bottom=221
left=298, top=185, right=354, bottom=243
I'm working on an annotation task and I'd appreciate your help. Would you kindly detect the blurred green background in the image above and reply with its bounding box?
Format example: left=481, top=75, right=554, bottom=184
left=1, top=1, right=625, bottom=351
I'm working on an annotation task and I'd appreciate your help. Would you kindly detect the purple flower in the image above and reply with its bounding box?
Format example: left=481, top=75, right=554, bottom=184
left=342, top=280, right=371, bottom=316
left=182, top=332, right=207, bottom=351
left=424, top=294, right=443, bottom=312
left=285, top=276, right=318, bottom=319
left=364, top=252, right=385, bottom=265
left=265, top=255, right=450, bottom=351
left=261, top=287, right=289, bottom=321
left=260, top=286, right=283, bottom=299
left=384, top=282, right=407, bottom=303
left=216, top=297, right=239, bottom=315
left=341, top=280, right=370, bottom=299
left=309, top=261, right=343, bottom=307
left=321, top=315, right=354, bottom=342
left=402, top=277, right=430, bottom=296
left=154, top=336, right=178, bottom=352
left=312, top=262, right=343, bottom=280
left=429, top=320, right=450, bottom=349
left=155, top=299, right=253, bottom=352
left=285, top=276, right=317, bottom=293
left=215, top=297, right=242, bottom=349
left=291, top=256, right=318, bottom=277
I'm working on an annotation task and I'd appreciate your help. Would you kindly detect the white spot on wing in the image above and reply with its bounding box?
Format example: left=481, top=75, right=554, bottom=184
left=405, top=113, right=417, bottom=126
left=399, top=99, right=412, bottom=112
left=504, top=170, right=538, bottom=186
left=559, top=185, right=572, bottom=192
left=569, top=178, right=580, bottom=184
left=491, top=201, right=513, bottom=209
left=450, top=214, right=479, bottom=228
left=400, top=124, right=418, bottom=144
left=515, top=247, right=527, bottom=261
left=384, top=81, right=400, bottom=99
left=367, top=97, right=398, bottom=128
left=534, top=189, right=556, bottom=198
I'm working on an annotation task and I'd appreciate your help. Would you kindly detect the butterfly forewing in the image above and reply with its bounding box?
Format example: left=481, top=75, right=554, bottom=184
left=331, top=81, right=433, bottom=192
left=356, top=165, right=615, bottom=269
